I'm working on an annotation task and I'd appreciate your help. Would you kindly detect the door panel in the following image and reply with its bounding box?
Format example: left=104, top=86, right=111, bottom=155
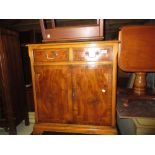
left=72, top=65, right=112, bottom=126
left=34, top=65, right=72, bottom=123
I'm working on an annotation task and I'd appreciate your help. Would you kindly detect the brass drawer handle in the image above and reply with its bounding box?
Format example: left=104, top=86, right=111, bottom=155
left=46, top=52, right=58, bottom=60
left=85, top=50, right=100, bottom=58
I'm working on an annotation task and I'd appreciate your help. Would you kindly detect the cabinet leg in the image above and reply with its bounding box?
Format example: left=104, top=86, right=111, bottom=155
left=32, top=129, right=44, bottom=135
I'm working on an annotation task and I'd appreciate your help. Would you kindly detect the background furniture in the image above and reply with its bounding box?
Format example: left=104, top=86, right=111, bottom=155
left=40, top=19, right=104, bottom=42
left=28, top=41, right=118, bottom=134
left=118, top=25, right=155, bottom=96
left=0, top=28, right=29, bottom=134
left=117, top=25, right=155, bottom=134
left=19, top=30, right=42, bottom=112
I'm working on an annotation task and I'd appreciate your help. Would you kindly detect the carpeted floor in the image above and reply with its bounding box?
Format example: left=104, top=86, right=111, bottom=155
left=0, top=112, right=35, bottom=135
left=0, top=121, right=34, bottom=135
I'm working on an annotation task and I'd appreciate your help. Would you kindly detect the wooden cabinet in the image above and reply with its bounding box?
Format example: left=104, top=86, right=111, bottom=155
left=0, top=28, right=29, bottom=134
left=28, top=41, right=118, bottom=134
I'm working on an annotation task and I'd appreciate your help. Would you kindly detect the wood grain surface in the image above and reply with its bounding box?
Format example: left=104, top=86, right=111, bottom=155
left=34, top=48, right=69, bottom=62
left=73, top=47, right=113, bottom=62
left=72, top=65, right=112, bottom=126
left=34, top=65, right=72, bottom=123
left=28, top=41, right=118, bottom=134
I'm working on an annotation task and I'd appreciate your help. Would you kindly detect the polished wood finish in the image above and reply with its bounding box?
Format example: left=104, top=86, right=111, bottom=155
left=0, top=28, right=29, bottom=134
left=118, top=25, right=155, bottom=72
left=118, top=26, right=155, bottom=116
left=33, top=123, right=117, bottom=135
left=73, top=47, right=113, bottom=61
left=28, top=41, right=118, bottom=134
left=34, top=48, right=69, bottom=62
left=72, top=65, right=112, bottom=126
left=34, top=65, right=72, bottom=123
left=119, top=25, right=155, bottom=95
left=133, top=72, right=146, bottom=95
left=0, top=19, right=152, bottom=39
left=40, top=19, right=104, bottom=42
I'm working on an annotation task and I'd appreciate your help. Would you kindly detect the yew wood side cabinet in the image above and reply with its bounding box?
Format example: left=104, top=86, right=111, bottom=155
left=28, top=41, right=118, bottom=134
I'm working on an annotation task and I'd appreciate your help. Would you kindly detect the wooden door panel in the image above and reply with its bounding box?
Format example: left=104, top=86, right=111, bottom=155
left=72, top=65, right=112, bottom=126
left=34, top=65, right=72, bottom=123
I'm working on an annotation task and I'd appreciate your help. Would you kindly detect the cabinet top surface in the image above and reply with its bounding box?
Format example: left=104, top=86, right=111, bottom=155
left=27, top=40, right=119, bottom=48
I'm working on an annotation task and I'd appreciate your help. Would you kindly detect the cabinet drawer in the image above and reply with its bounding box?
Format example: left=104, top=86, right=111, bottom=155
left=73, top=47, right=113, bottom=62
left=33, top=48, right=69, bottom=62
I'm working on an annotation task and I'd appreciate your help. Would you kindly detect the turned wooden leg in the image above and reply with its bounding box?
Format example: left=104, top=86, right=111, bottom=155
left=133, top=72, right=146, bottom=95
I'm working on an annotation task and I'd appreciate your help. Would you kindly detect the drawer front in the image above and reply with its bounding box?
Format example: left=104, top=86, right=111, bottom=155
left=33, top=48, right=69, bottom=62
left=73, top=47, right=113, bottom=62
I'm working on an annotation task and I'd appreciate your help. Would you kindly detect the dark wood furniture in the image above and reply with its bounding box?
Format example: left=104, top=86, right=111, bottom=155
left=28, top=41, right=118, bottom=134
left=25, top=85, right=34, bottom=112
left=19, top=30, right=42, bottom=112
left=0, top=28, right=29, bottom=134
left=40, top=19, right=104, bottom=42
left=117, top=25, right=155, bottom=118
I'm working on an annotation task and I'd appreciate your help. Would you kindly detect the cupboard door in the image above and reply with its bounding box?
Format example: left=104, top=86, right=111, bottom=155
left=34, top=65, right=72, bottom=123
left=72, top=65, right=112, bottom=126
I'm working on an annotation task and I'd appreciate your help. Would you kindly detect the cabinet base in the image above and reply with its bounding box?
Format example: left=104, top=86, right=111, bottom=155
left=33, top=123, right=117, bottom=135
